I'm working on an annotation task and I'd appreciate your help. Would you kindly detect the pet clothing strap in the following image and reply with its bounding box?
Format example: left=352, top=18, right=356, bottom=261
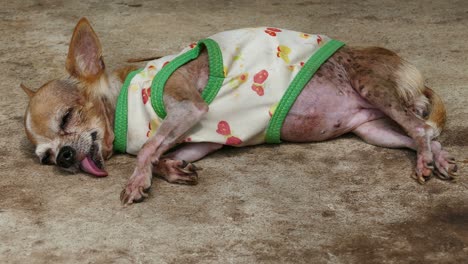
left=114, top=69, right=143, bottom=153
left=151, top=39, right=225, bottom=119
left=265, top=39, right=345, bottom=143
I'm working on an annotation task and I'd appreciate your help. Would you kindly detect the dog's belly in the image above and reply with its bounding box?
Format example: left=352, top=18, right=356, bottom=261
left=281, top=62, right=383, bottom=142
left=191, top=48, right=384, bottom=143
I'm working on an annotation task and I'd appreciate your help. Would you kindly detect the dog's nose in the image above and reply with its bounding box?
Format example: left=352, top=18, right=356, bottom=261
left=57, top=146, right=76, bottom=168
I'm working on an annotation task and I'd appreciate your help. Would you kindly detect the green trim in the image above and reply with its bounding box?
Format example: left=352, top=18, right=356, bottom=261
left=113, top=69, right=142, bottom=153
left=265, top=39, right=345, bottom=143
left=200, top=40, right=225, bottom=104
left=151, top=39, right=225, bottom=119
left=113, top=39, right=224, bottom=153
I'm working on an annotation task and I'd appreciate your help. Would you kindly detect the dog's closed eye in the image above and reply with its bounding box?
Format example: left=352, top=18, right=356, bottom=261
left=60, top=108, right=73, bottom=131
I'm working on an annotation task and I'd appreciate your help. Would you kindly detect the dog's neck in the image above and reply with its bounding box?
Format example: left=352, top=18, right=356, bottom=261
left=103, top=65, right=140, bottom=116
left=87, top=66, right=138, bottom=156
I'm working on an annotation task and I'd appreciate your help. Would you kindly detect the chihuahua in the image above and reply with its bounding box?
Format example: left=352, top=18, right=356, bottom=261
left=22, top=18, right=457, bottom=205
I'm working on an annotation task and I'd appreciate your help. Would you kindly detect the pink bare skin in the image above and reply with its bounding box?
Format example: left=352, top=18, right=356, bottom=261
left=22, top=19, right=458, bottom=206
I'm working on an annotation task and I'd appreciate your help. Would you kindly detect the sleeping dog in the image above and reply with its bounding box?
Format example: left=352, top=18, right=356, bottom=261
left=21, top=18, right=457, bottom=205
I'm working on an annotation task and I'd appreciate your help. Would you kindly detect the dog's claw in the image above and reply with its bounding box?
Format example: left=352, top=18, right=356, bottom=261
left=120, top=187, right=148, bottom=205
left=179, top=160, right=202, bottom=172
left=413, top=171, right=431, bottom=185
left=120, top=189, right=133, bottom=206
left=120, top=167, right=152, bottom=206
left=119, top=189, right=126, bottom=204
left=417, top=177, right=426, bottom=185
left=139, top=186, right=149, bottom=198
left=423, top=174, right=432, bottom=181
left=434, top=169, right=452, bottom=180
left=425, top=161, right=434, bottom=168
left=191, top=163, right=202, bottom=171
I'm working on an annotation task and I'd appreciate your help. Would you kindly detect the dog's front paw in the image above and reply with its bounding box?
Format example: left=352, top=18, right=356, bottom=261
left=154, top=159, right=201, bottom=185
left=414, top=152, right=434, bottom=184
left=120, top=166, right=152, bottom=205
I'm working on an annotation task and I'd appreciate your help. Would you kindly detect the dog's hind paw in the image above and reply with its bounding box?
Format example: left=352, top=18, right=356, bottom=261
left=433, top=150, right=458, bottom=180
left=154, top=159, right=200, bottom=185
left=413, top=141, right=459, bottom=184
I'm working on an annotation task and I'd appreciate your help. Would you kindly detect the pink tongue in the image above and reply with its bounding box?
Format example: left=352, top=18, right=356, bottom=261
left=80, top=156, right=108, bottom=177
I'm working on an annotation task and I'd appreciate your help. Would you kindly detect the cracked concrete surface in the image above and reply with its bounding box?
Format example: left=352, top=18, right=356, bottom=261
left=1, top=0, right=467, bottom=263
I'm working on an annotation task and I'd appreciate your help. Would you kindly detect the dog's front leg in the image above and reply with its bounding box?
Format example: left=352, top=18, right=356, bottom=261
left=120, top=70, right=209, bottom=205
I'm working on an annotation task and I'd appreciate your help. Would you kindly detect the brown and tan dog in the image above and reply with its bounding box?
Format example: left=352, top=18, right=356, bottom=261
left=22, top=18, right=457, bottom=205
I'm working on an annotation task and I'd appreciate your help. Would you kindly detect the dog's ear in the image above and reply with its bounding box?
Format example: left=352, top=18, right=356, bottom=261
left=20, top=83, right=36, bottom=98
left=66, top=17, right=105, bottom=82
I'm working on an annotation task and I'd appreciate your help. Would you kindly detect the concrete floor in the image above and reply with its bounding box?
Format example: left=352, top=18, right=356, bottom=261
left=1, top=0, right=467, bottom=263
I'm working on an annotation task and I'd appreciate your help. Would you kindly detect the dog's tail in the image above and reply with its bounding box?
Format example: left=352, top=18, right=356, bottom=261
left=396, top=60, right=446, bottom=138
left=422, top=86, right=446, bottom=138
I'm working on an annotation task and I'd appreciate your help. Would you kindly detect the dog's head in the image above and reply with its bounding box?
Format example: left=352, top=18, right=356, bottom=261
left=22, top=18, right=121, bottom=177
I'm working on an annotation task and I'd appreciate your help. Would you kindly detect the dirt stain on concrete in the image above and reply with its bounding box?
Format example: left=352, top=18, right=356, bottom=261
left=0, top=185, right=44, bottom=215
left=250, top=239, right=322, bottom=263
left=224, top=195, right=250, bottom=222
left=28, top=247, right=135, bottom=264
left=324, top=201, right=468, bottom=263
left=167, top=244, right=218, bottom=264
left=442, top=126, right=468, bottom=147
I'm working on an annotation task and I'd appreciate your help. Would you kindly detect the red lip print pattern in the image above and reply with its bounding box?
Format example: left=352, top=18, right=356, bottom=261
left=264, top=27, right=282, bottom=37
left=146, top=119, right=161, bottom=138
left=226, top=136, right=242, bottom=145
left=146, top=122, right=151, bottom=137
left=142, top=87, right=151, bottom=104
left=317, top=35, right=323, bottom=45
left=251, top=85, right=264, bottom=96
left=251, top=70, right=269, bottom=96
left=216, top=121, right=231, bottom=135
left=216, top=121, right=242, bottom=146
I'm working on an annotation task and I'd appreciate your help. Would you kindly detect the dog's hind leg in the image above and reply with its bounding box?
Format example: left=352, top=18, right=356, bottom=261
left=353, top=118, right=457, bottom=182
left=346, top=47, right=455, bottom=183
left=353, top=118, right=416, bottom=149
left=120, top=69, right=209, bottom=205
left=153, top=142, right=223, bottom=185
